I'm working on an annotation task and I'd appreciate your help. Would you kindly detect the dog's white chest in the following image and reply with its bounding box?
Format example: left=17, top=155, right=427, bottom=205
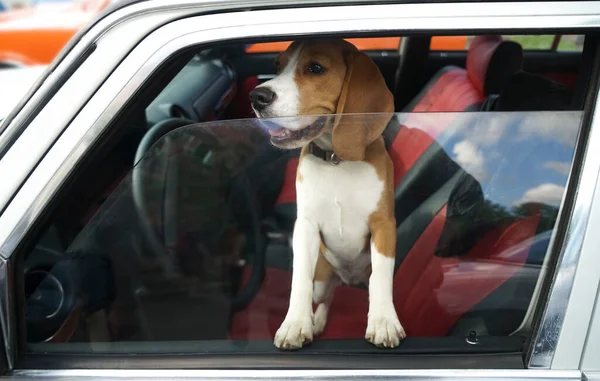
left=296, top=155, right=383, bottom=279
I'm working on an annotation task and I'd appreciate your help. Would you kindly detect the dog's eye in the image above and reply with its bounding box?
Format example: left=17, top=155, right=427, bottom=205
left=307, top=62, right=326, bottom=75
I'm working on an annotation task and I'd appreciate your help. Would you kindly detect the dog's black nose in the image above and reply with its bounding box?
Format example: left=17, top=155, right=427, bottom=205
left=250, top=87, right=276, bottom=110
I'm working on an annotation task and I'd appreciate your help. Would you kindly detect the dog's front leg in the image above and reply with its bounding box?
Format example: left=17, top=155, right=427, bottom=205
left=365, top=217, right=406, bottom=348
left=274, top=217, right=320, bottom=350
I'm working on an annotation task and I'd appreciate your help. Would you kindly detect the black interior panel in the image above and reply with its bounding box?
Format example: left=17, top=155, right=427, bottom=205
left=146, top=56, right=236, bottom=125
left=21, top=335, right=525, bottom=369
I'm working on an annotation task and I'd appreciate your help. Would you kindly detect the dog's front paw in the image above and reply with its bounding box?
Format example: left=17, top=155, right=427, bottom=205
left=365, top=312, right=406, bottom=348
left=274, top=316, right=313, bottom=350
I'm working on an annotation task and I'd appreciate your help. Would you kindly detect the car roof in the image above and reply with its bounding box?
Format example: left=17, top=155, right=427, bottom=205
left=0, top=65, right=46, bottom=122
left=50, top=0, right=573, bottom=70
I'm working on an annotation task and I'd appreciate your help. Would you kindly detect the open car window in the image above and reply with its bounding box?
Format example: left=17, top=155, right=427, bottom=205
left=246, top=37, right=468, bottom=53
left=24, top=111, right=582, bottom=353
left=245, top=35, right=584, bottom=53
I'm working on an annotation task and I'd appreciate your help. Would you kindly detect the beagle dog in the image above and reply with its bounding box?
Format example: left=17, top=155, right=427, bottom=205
left=249, top=39, right=405, bottom=349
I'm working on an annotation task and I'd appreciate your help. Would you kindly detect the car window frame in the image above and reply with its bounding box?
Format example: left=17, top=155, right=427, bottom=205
left=0, top=1, right=599, bottom=377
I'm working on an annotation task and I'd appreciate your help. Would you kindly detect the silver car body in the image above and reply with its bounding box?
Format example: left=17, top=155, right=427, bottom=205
left=1, top=0, right=600, bottom=379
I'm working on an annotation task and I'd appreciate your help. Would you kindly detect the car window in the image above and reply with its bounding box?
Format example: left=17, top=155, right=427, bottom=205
left=17, top=33, right=589, bottom=361
left=23, top=109, right=583, bottom=352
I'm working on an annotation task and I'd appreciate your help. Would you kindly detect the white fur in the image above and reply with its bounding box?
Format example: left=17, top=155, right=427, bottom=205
left=274, top=154, right=405, bottom=349
left=253, top=45, right=300, bottom=118
left=253, top=44, right=321, bottom=131
left=298, top=155, right=381, bottom=282
left=274, top=216, right=319, bottom=349
left=366, top=247, right=406, bottom=347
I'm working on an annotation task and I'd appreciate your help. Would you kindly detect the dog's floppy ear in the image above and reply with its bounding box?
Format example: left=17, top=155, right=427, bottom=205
left=332, top=50, right=394, bottom=161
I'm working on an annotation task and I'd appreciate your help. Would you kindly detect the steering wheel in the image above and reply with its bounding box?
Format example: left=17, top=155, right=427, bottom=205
left=25, top=249, right=115, bottom=343
left=132, top=117, right=265, bottom=311
left=25, top=258, right=79, bottom=343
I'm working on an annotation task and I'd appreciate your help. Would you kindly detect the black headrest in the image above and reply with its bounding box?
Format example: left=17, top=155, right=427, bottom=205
left=493, top=71, right=575, bottom=111
left=484, top=40, right=524, bottom=96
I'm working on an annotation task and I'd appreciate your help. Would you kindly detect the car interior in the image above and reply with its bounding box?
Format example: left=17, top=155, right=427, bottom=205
left=19, top=33, right=593, bottom=355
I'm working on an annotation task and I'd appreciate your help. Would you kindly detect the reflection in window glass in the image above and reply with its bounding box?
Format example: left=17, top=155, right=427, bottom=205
left=24, top=112, right=582, bottom=353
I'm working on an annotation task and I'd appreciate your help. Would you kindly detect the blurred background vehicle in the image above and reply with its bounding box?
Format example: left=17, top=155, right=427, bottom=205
left=0, top=0, right=111, bottom=67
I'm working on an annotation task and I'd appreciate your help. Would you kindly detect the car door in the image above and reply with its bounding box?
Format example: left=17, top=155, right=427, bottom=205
left=0, top=1, right=599, bottom=380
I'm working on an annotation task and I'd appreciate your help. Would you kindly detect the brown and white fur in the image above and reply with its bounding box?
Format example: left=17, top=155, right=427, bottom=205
left=249, top=39, right=405, bottom=350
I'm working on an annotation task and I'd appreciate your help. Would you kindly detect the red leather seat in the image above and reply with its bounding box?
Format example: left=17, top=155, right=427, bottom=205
left=391, top=205, right=542, bottom=337
left=230, top=204, right=542, bottom=339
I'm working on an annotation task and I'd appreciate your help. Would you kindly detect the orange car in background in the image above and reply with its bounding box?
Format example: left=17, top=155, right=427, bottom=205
left=0, top=0, right=469, bottom=69
left=0, top=0, right=111, bottom=66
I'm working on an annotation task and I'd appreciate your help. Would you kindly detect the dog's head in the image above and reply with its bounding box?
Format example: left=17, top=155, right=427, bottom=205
left=250, top=39, right=394, bottom=161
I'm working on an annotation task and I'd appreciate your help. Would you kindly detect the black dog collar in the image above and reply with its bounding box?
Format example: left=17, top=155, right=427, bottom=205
left=308, top=142, right=341, bottom=165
